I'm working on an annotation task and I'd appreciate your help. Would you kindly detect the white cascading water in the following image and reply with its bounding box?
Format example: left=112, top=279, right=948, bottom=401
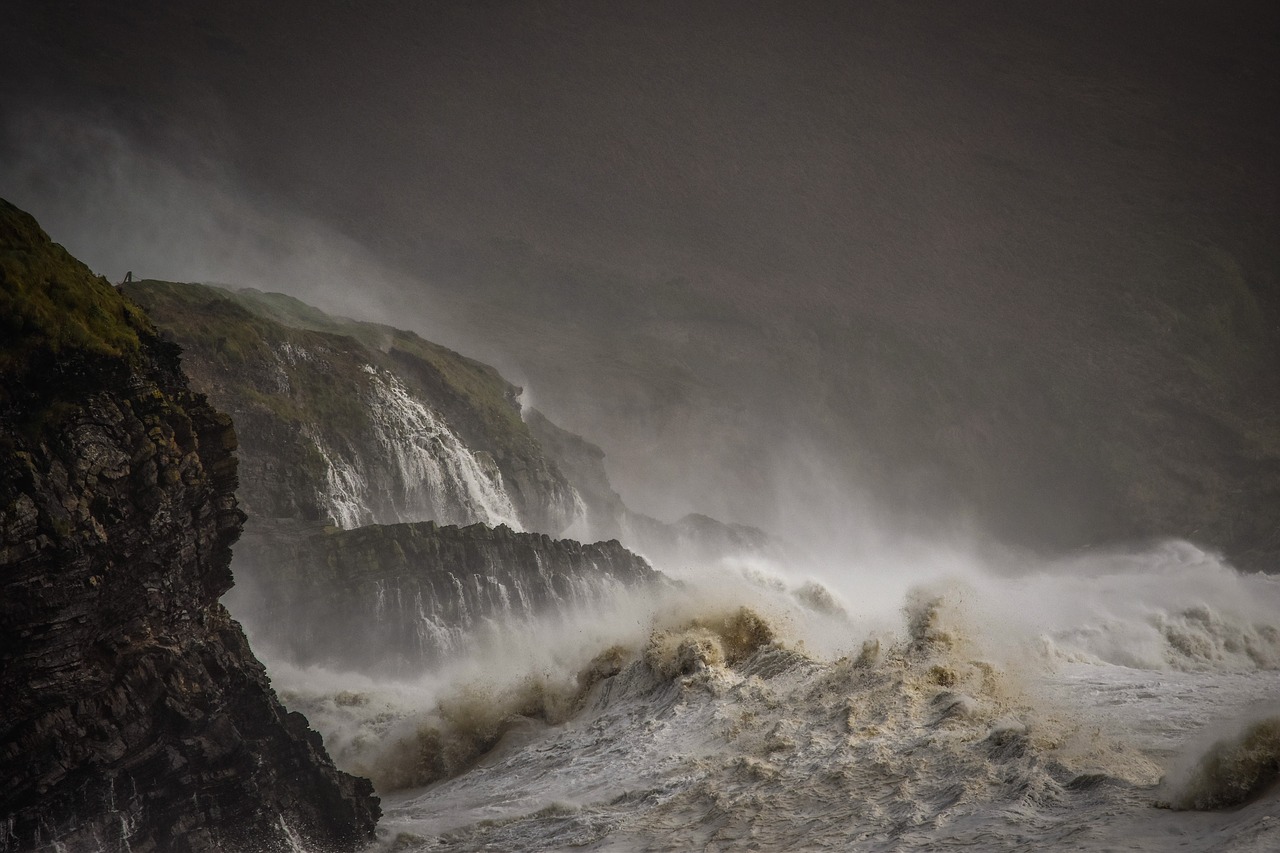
left=313, top=441, right=370, bottom=529
left=363, top=366, right=522, bottom=529
left=310, top=365, right=522, bottom=530
left=556, top=486, right=592, bottom=542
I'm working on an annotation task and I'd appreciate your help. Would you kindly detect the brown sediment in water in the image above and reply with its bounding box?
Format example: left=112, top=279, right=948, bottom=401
left=362, top=673, right=588, bottom=791
left=365, top=608, right=779, bottom=791
left=645, top=607, right=776, bottom=678
left=1163, top=716, right=1280, bottom=811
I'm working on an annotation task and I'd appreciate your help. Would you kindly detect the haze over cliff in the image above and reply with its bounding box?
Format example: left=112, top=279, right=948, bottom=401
left=3, top=2, right=1279, bottom=842
left=2, top=0, right=1276, bottom=570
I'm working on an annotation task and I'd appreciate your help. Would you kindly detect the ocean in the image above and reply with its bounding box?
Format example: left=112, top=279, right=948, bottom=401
left=252, top=539, right=1280, bottom=851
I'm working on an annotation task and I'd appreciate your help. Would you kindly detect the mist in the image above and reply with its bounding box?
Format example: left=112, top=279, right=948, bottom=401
left=3, top=0, right=1278, bottom=568
left=0, top=109, right=461, bottom=345
left=6, top=5, right=1280, bottom=850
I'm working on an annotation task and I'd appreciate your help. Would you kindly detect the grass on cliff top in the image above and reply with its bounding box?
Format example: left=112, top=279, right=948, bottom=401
left=0, top=199, right=150, bottom=377
left=231, top=287, right=530, bottom=447
left=123, top=280, right=275, bottom=368
left=123, top=281, right=370, bottom=433
left=123, top=281, right=532, bottom=459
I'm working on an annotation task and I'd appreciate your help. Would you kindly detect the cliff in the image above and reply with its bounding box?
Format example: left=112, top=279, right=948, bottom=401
left=124, top=281, right=775, bottom=574
left=122, top=281, right=581, bottom=535
left=0, top=199, right=379, bottom=851
left=230, top=519, right=665, bottom=676
left=522, top=408, right=629, bottom=541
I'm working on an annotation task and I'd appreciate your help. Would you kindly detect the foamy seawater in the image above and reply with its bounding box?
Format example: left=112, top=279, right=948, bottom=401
left=258, top=541, right=1280, bottom=852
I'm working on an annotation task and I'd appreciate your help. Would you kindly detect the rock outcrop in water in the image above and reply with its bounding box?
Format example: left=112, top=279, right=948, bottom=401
left=231, top=519, right=665, bottom=675
left=0, top=199, right=379, bottom=851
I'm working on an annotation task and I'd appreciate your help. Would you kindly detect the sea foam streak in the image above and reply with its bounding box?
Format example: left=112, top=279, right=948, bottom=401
left=254, top=540, right=1280, bottom=851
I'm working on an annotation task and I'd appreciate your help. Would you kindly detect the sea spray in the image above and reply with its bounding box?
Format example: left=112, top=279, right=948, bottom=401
left=276, top=560, right=1147, bottom=779
left=265, top=567, right=850, bottom=786
left=794, top=538, right=1280, bottom=673
left=260, top=539, right=1278, bottom=850
left=369, top=575, right=1170, bottom=851
left=1159, top=713, right=1280, bottom=810
left=644, top=608, right=776, bottom=678
left=985, top=543, right=1280, bottom=672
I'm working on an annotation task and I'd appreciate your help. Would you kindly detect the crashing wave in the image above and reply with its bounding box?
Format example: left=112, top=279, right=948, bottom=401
left=275, top=578, right=1162, bottom=845
left=261, top=540, right=1279, bottom=850
left=1159, top=715, right=1280, bottom=810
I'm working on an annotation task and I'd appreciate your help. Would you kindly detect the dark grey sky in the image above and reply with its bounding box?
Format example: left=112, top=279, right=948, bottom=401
left=3, top=1, right=1278, bottom=553
left=7, top=1, right=1276, bottom=301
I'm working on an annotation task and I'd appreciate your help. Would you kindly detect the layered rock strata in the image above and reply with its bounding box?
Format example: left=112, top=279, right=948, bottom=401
left=231, top=519, right=665, bottom=675
left=0, top=199, right=379, bottom=851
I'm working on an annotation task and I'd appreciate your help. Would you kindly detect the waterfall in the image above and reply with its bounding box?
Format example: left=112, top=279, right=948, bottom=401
left=559, top=485, right=592, bottom=542
left=363, top=366, right=523, bottom=530
left=310, top=364, right=523, bottom=530
left=313, top=440, right=370, bottom=528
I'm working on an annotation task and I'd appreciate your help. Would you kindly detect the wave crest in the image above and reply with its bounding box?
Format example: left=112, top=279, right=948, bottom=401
left=645, top=607, right=775, bottom=678
left=1160, top=715, right=1280, bottom=810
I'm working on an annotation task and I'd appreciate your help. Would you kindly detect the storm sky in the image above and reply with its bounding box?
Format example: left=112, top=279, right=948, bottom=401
left=3, top=1, right=1277, bottom=554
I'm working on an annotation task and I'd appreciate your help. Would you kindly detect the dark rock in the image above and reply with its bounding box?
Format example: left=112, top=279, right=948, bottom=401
left=0, top=199, right=379, bottom=851
left=231, top=518, right=665, bottom=676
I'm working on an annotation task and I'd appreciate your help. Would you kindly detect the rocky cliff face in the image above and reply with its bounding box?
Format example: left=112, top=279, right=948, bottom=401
left=522, top=408, right=630, bottom=542
left=123, top=281, right=774, bottom=576
left=0, top=199, right=379, bottom=851
left=120, top=280, right=773, bottom=584
left=123, top=281, right=582, bottom=536
left=230, top=519, right=664, bottom=676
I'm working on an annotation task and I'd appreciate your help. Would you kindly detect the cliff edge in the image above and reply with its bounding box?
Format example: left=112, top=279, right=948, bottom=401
left=0, top=199, right=379, bottom=851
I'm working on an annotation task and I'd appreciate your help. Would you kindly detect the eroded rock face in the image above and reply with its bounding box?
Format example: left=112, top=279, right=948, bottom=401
left=231, top=519, right=665, bottom=676
left=122, top=281, right=583, bottom=536
left=0, top=199, right=379, bottom=852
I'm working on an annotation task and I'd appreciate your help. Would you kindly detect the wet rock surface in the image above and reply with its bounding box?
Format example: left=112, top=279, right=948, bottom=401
left=0, top=200, right=379, bottom=851
left=232, top=518, right=666, bottom=675
left=123, top=281, right=582, bottom=535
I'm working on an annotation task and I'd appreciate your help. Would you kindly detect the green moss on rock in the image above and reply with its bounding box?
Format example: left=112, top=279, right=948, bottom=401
left=0, top=199, right=150, bottom=382
left=124, top=279, right=577, bottom=531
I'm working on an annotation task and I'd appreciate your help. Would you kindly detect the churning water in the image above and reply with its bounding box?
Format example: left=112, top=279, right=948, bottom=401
left=250, top=538, right=1280, bottom=851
